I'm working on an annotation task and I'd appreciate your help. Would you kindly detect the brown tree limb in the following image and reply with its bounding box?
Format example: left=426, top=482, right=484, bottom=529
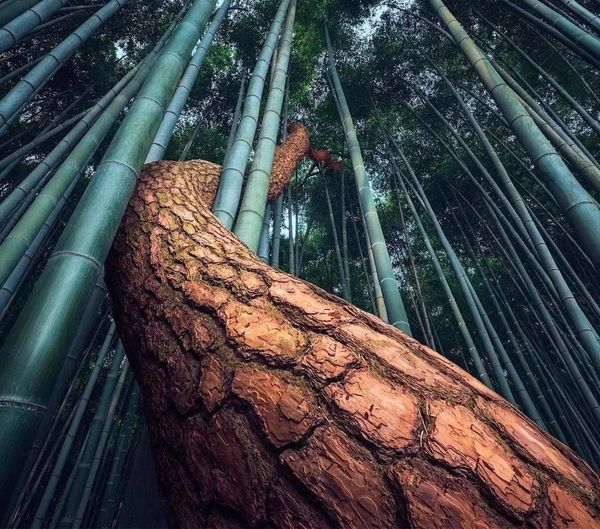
left=106, top=150, right=600, bottom=528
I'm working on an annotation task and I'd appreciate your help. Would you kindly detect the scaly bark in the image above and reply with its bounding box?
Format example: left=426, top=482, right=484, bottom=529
left=107, top=137, right=600, bottom=528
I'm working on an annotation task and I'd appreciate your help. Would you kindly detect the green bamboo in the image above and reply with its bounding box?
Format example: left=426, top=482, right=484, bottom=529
left=392, top=156, right=493, bottom=389
left=430, top=0, right=600, bottom=267
left=177, top=120, right=202, bottom=161
left=320, top=165, right=350, bottom=301
left=49, top=430, right=91, bottom=529
left=0, top=0, right=69, bottom=52
left=447, top=202, right=544, bottom=424
left=0, top=0, right=131, bottom=134
left=396, top=184, right=434, bottom=347
left=271, top=194, right=283, bottom=267
left=0, top=26, right=175, bottom=288
left=490, top=55, right=600, bottom=173
left=476, top=9, right=600, bottom=138
left=145, top=0, right=230, bottom=163
left=0, top=0, right=39, bottom=27
left=396, top=148, right=514, bottom=400
left=58, top=348, right=128, bottom=529
left=96, top=386, right=140, bottom=529
left=326, top=26, right=410, bottom=334
left=504, top=0, right=600, bottom=63
left=359, top=198, right=388, bottom=322
left=287, top=183, right=295, bottom=275
left=234, top=0, right=296, bottom=249
left=350, top=208, right=377, bottom=315
left=212, top=0, right=291, bottom=228
left=72, top=359, right=129, bottom=529
left=257, top=204, right=272, bottom=263
left=31, top=324, right=117, bottom=529
left=0, top=48, right=147, bottom=227
left=341, top=171, right=352, bottom=303
left=516, top=0, right=600, bottom=59
left=558, top=0, right=600, bottom=32
left=464, top=193, right=600, bottom=422
left=414, top=70, right=600, bottom=371
left=3, top=289, right=107, bottom=527
left=0, top=108, right=88, bottom=172
left=0, top=0, right=216, bottom=507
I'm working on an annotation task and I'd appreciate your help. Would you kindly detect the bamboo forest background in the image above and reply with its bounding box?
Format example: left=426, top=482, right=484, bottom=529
left=1, top=0, right=600, bottom=526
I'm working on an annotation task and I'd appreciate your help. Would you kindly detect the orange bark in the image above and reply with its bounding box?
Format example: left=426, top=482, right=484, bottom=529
left=106, top=149, right=600, bottom=528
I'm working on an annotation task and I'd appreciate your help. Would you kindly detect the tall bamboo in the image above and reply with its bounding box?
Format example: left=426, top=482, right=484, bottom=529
left=0, top=0, right=69, bottom=52
left=350, top=208, right=377, bottom=315
left=71, top=360, right=129, bottom=529
left=512, top=0, right=600, bottom=59
left=326, top=26, right=410, bottom=334
left=320, top=165, right=350, bottom=300
left=145, top=0, right=230, bottom=163
left=359, top=199, right=388, bottom=322
left=257, top=204, right=272, bottom=263
left=271, top=194, right=283, bottom=267
left=0, top=58, right=139, bottom=225
left=212, top=0, right=290, bottom=228
left=0, top=0, right=131, bottom=134
left=0, top=25, right=177, bottom=288
left=234, top=0, right=296, bottom=249
left=0, top=0, right=39, bottom=27
left=31, top=325, right=118, bottom=529
left=429, top=0, right=600, bottom=268
left=476, top=10, right=600, bottom=138
left=557, top=0, right=600, bottom=33
left=395, top=148, right=514, bottom=400
left=340, top=171, right=352, bottom=303
left=392, top=156, right=493, bottom=389
left=0, top=0, right=216, bottom=506
left=57, top=348, right=128, bottom=529
left=96, top=385, right=140, bottom=529
left=415, top=67, right=600, bottom=371
left=396, top=184, right=434, bottom=347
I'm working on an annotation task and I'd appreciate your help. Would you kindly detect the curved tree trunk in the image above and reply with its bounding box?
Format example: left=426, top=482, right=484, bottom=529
left=106, top=146, right=600, bottom=528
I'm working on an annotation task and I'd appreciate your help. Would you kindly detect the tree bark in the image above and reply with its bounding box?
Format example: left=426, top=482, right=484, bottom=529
left=106, top=153, right=600, bottom=528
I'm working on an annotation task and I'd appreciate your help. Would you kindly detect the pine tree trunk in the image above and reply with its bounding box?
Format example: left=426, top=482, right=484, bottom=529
left=106, top=158, right=600, bottom=529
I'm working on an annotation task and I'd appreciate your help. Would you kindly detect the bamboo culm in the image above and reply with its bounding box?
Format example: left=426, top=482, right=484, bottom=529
left=212, top=0, right=291, bottom=228
left=234, top=0, right=296, bottom=250
left=0, top=24, right=177, bottom=289
left=0, top=59, right=145, bottom=227
left=392, top=157, right=493, bottom=389
left=257, top=203, right=272, bottom=263
left=0, top=0, right=131, bottom=134
left=96, top=386, right=140, bottom=529
left=415, top=69, right=600, bottom=372
left=396, top=149, right=515, bottom=401
left=145, top=0, right=231, bottom=163
left=0, top=0, right=40, bottom=27
left=271, top=194, right=283, bottom=267
left=430, top=0, right=600, bottom=268
left=320, top=165, right=351, bottom=301
left=0, top=0, right=216, bottom=507
left=0, top=0, right=69, bottom=53
left=326, top=25, right=411, bottom=334
left=31, top=324, right=118, bottom=529
left=57, top=346, right=127, bottom=529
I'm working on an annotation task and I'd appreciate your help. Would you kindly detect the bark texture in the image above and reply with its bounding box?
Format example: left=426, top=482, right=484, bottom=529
left=106, top=142, right=600, bottom=528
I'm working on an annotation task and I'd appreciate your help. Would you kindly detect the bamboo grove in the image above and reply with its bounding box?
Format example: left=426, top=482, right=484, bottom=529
left=0, top=0, right=599, bottom=526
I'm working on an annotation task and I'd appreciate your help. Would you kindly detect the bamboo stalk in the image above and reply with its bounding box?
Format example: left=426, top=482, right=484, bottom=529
left=212, top=0, right=291, bottom=228
left=0, top=0, right=216, bottom=506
